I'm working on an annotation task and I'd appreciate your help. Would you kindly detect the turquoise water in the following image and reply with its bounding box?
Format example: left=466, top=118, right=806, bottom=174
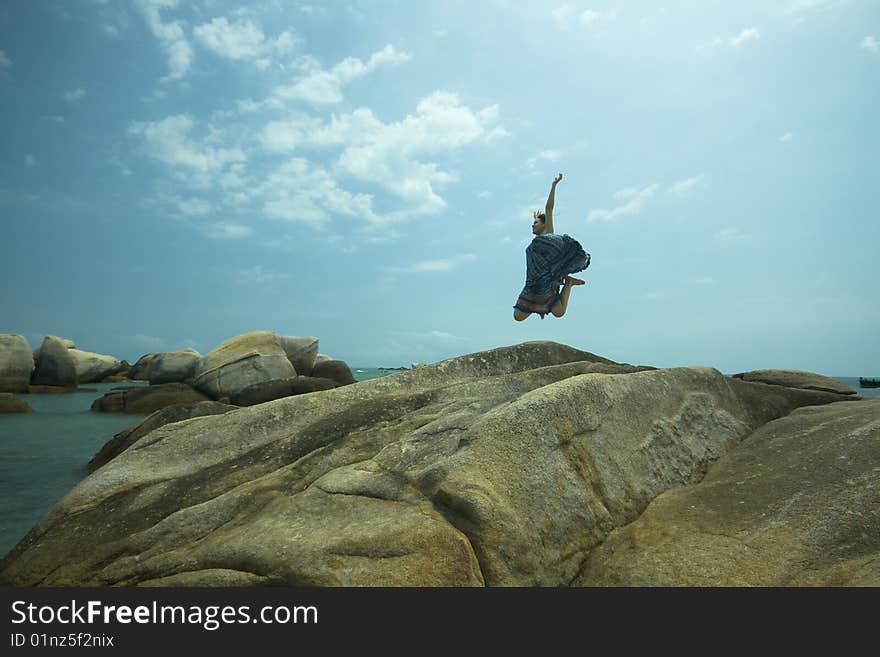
left=0, top=371, right=875, bottom=559
left=0, top=370, right=393, bottom=558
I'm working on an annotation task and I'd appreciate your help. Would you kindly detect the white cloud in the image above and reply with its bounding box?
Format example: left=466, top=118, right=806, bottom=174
left=716, top=227, right=747, bottom=242
left=390, top=253, right=477, bottom=273
left=698, top=27, right=761, bottom=52
left=129, top=334, right=170, bottom=352
left=780, top=132, right=795, bottom=142
left=236, top=265, right=285, bottom=284
left=64, top=87, right=86, bottom=102
left=25, top=154, right=36, bottom=167
left=670, top=174, right=706, bottom=196
left=580, top=9, right=601, bottom=27
left=259, top=157, right=380, bottom=225
left=128, top=114, right=246, bottom=188
left=273, top=44, right=410, bottom=105
left=589, top=184, right=659, bottom=222
left=175, top=197, right=212, bottom=216
left=551, top=5, right=577, bottom=28
left=527, top=149, right=562, bottom=169
left=200, top=221, right=253, bottom=240
left=862, top=36, right=879, bottom=53
left=0, top=50, right=10, bottom=68
left=478, top=191, right=492, bottom=200
left=134, top=0, right=194, bottom=82
left=732, top=28, right=760, bottom=47
left=194, top=16, right=298, bottom=67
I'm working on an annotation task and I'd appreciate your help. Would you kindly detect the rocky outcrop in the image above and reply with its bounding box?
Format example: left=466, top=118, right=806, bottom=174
left=89, top=401, right=237, bottom=472
left=310, top=360, right=355, bottom=386
left=229, top=376, right=338, bottom=407
left=192, top=331, right=297, bottom=400
left=279, top=336, right=319, bottom=377
left=0, top=341, right=857, bottom=587
left=31, top=337, right=77, bottom=388
left=575, top=399, right=880, bottom=586
left=33, top=337, right=75, bottom=360
left=128, top=354, right=158, bottom=381
left=91, top=383, right=210, bottom=414
left=0, top=334, right=34, bottom=393
left=146, top=349, right=200, bottom=385
left=732, top=369, right=857, bottom=396
left=69, top=349, right=123, bottom=384
left=0, top=393, right=32, bottom=413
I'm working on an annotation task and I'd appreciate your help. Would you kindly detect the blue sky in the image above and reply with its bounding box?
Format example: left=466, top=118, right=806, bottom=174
left=1, top=0, right=878, bottom=375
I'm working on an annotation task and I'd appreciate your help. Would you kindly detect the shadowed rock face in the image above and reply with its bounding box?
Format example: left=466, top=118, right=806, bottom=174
left=90, top=383, right=211, bottom=414
left=0, top=334, right=34, bottom=393
left=31, top=337, right=77, bottom=387
left=0, top=342, right=859, bottom=587
left=89, top=401, right=238, bottom=472
left=575, top=399, right=880, bottom=586
left=732, top=370, right=857, bottom=396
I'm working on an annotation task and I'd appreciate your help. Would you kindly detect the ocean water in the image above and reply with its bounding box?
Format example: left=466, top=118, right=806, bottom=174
left=0, top=371, right=876, bottom=559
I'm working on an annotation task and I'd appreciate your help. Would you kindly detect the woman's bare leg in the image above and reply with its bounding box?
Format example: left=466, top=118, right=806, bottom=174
left=551, top=276, right=585, bottom=317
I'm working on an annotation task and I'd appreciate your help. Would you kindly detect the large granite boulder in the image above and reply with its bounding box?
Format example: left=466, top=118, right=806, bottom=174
left=229, top=376, right=338, bottom=407
left=0, top=334, right=34, bottom=393
left=279, top=336, right=319, bottom=377
left=0, top=341, right=856, bottom=587
left=732, top=369, right=856, bottom=396
left=576, top=399, right=880, bottom=586
left=91, top=383, right=211, bottom=414
left=0, top=393, right=32, bottom=413
left=69, top=349, right=124, bottom=383
left=192, top=331, right=297, bottom=400
left=31, top=336, right=77, bottom=388
left=33, top=336, right=75, bottom=360
left=128, top=354, right=158, bottom=381
left=89, top=401, right=238, bottom=472
left=310, top=359, right=355, bottom=386
left=146, top=349, right=201, bottom=385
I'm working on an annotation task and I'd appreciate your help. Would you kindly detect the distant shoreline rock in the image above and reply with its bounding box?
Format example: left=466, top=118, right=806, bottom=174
left=0, top=393, right=32, bottom=413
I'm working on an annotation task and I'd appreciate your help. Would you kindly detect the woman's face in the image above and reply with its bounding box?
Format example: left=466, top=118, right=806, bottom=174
left=532, top=216, right=545, bottom=235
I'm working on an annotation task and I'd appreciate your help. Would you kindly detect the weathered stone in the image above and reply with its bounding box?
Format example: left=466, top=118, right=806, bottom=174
left=0, top=393, right=32, bottom=413
left=0, top=341, right=853, bottom=587
left=0, top=334, right=34, bottom=393
left=31, top=337, right=77, bottom=387
left=129, top=354, right=158, bottom=381
left=193, top=331, right=296, bottom=400
left=146, top=349, right=200, bottom=385
left=575, top=399, right=880, bottom=586
left=91, top=383, right=211, bottom=414
left=732, top=369, right=856, bottom=395
left=279, top=336, right=319, bottom=377
left=89, top=401, right=237, bottom=472
left=229, top=376, right=338, bottom=407
left=68, top=349, right=123, bottom=383
left=310, top=360, right=355, bottom=386
left=33, top=337, right=75, bottom=360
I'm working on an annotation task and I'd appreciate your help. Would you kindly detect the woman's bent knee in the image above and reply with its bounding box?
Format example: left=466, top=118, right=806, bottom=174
left=513, top=309, right=530, bottom=321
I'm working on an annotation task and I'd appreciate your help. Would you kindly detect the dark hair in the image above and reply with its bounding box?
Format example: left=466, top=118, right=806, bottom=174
left=534, top=211, right=546, bottom=222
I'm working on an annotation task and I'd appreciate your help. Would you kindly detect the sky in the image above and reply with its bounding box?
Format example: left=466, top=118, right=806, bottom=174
left=1, top=0, right=878, bottom=375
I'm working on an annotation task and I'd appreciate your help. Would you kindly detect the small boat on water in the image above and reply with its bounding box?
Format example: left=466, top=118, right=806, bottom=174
left=859, top=377, right=880, bottom=388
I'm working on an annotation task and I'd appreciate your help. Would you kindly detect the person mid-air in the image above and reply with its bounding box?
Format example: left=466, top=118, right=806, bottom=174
left=513, top=173, right=591, bottom=321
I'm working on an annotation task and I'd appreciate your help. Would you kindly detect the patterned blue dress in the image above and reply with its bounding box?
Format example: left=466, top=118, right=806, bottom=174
left=513, top=233, right=591, bottom=318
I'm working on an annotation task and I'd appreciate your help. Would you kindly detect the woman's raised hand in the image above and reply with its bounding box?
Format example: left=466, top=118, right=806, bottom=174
left=553, top=172, right=563, bottom=185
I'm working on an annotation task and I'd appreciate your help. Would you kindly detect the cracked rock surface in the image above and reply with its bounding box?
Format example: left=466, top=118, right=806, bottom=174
left=0, top=341, right=862, bottom=586
left=575, top=398, right=880, bottom=586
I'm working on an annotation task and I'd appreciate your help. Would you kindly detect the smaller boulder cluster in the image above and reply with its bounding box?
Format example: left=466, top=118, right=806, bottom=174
left=0, top=331, right=355, bottom=415
left=91, top=331, right=356, bottom=414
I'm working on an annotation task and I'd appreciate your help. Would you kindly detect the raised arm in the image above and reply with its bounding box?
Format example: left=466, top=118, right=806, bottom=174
left=544, top=172, right=563, bottom=233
